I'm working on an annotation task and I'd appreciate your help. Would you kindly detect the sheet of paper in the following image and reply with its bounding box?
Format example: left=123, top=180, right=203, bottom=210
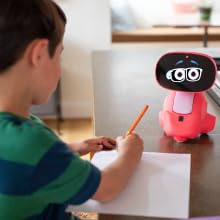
left=68, top=151, right=191, bottom=219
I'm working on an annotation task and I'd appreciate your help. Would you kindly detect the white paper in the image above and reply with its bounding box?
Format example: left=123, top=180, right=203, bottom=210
left=68, top=151, right=191, bottom=219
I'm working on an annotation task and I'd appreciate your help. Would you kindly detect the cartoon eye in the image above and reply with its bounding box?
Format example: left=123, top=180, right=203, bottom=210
left=166, top=71, right=172, bottom=80
left=173, top=69, right=185, bottom=82
left=166, top=68, right=185, bottom=82
left=186, top=68, right=202, bottom=82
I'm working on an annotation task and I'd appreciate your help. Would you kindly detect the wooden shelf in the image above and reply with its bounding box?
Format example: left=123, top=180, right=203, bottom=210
left=112, top=27, right=220, bottom=42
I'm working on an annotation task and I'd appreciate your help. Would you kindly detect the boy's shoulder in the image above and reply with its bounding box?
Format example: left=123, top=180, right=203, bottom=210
left=0, top=112, right=60, bottom=166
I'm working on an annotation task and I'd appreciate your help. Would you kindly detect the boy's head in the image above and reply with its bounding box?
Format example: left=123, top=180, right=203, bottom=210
left=0, top=0, right=66, bottom=73
left=0, top=0, right=67, bottom=105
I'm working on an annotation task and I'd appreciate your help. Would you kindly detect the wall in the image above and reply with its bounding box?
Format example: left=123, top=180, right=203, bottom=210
left=55, top=0, right=220, bottom=119
left=55, top=0, right=111, bottom=118
left=111, top=0, right=220, bottom=28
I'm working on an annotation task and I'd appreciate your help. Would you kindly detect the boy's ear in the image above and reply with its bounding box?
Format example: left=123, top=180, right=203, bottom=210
left=29, top=39, right=49, bottom=67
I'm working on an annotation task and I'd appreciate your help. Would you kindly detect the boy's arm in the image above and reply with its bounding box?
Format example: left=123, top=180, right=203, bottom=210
left=28, top=130, right=142, bottom=207
left=92, top=134, right=143, bottom=202
left=68, top=137, right=116, bottom=156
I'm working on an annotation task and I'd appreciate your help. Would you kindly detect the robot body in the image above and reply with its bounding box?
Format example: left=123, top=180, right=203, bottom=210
left=159, top=91, right=215, bottom=142
left=155, top=52, right=217, bottom=142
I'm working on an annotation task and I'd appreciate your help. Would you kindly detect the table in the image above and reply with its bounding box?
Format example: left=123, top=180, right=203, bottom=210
left=92, top=48, right=220, bottom=220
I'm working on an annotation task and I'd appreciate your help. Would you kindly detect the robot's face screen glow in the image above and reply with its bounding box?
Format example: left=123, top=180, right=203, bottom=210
left=166, top=67, right=203, bottom=82
left=155, top=52, right=216, bottom=92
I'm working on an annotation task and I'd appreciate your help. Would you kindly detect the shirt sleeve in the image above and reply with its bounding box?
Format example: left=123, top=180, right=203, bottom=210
left=31, top=141, right=101, bottom=206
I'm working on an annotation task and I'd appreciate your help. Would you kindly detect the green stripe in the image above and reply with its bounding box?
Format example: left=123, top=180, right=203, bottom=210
left=0, top=158, right=91, bottom=219
left=0, top=194, right=46, bottom=220
left=0, top=118, right=59, bottom=165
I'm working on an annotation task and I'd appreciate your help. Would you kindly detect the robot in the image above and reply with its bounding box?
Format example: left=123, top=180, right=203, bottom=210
left=155, top=52, right=217, bottom=142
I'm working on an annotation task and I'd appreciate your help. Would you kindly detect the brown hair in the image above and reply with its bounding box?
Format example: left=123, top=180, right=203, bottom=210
left=0, top=0, right=67, bottom=72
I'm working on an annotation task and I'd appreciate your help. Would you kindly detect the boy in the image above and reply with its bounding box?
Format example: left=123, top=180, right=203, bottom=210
left=0, top=0, right=144, bottom=219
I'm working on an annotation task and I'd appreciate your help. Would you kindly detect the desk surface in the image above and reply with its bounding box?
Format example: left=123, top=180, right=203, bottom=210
left=92, top=48, right=220, bottom=220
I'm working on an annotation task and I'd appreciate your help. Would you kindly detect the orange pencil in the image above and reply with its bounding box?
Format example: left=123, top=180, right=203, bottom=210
left=126, top=104, right=149, bottom=136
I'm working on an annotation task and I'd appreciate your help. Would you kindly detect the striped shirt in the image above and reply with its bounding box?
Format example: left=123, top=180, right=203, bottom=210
left=0, top=112, right=101, bottom=220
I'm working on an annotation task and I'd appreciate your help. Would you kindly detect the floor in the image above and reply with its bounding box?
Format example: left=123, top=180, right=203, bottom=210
left=44, top=118, right=98, bottom=220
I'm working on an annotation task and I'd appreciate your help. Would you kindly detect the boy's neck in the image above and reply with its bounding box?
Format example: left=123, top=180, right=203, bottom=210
left=0, top=101, right=30, bottom=119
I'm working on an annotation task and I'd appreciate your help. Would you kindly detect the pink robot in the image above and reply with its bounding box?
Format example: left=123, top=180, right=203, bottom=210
left=155, top=52, right=217, bottom=142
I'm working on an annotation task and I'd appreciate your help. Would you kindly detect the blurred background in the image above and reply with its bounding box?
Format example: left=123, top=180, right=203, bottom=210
left=34, top=0, right=220, bottom=142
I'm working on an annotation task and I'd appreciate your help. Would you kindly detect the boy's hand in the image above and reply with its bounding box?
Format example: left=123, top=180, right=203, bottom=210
left=69, top=137, right=116, bottom=156
left=116, top=133, right=144, bottom=158
left=92, top=133, right=144, bottom=202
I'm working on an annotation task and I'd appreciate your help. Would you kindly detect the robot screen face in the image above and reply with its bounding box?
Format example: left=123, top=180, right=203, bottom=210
left=155, top=52, right=217, bottom=92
